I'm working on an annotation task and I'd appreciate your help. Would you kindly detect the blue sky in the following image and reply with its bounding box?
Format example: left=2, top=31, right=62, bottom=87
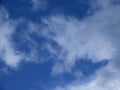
left=0, top=0, right=120, bottom=90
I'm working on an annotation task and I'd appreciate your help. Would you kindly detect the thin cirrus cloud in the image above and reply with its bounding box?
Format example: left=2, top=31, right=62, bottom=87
left=31, top=0, right=48, bottom=11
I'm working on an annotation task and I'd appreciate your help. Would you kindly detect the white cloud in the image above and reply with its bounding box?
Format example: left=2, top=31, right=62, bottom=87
left=0, top=6, right=23, bottom=68
left=42, top=5, right=117, bottom=74
left=53, top=62, right=120, bottom=90
left=1, top=1, right=120, bottom=90
left=39, top=0, right=120, bottom=90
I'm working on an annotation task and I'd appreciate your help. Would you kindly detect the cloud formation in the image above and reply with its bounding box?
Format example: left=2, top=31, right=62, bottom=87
left=1, top=0, right=120, bottom=89
left=0, top=6, right=23, bottom=68
left=40, top=0, right=120, bottom=90
left=42, top=0, right=119, bottom=74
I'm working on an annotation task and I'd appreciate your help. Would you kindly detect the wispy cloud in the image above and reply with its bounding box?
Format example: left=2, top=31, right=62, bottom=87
left=0, top=6, right=23, bottom=68
left=31, top=0, right=48, bottom=11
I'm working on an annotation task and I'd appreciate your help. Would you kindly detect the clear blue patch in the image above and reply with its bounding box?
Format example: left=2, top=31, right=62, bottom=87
left=73, top=59, right=108, bottom=76
left=0, top=61, right=53, bottom=90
